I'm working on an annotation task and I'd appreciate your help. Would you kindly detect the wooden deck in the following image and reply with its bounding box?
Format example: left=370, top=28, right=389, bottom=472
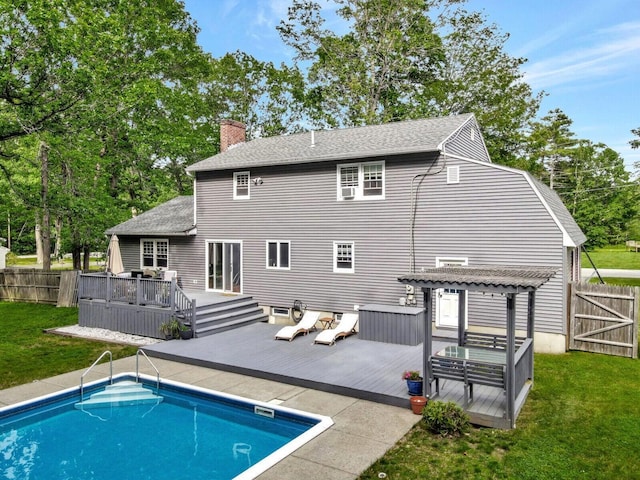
left=141, top=322, right=513, bottom=428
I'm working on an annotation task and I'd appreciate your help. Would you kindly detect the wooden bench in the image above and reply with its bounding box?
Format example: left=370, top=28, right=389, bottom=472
left=429, top=356, right=506, bottom=407
left=626, top=240, right=640, bottom=252
left=463, top=331, right=525, bottom=350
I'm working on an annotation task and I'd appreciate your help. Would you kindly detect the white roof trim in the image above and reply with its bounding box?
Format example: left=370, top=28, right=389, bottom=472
left=442, top=153, right=577, bottom=247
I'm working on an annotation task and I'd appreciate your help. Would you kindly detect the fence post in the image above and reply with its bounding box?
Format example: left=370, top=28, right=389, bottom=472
left=106, top=273, right=111, bottom=304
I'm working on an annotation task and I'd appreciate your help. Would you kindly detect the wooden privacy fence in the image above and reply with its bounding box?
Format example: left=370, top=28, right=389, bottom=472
left=0, top=268, right=79, bottom=306
left=569, top=282, right=639, bottom=358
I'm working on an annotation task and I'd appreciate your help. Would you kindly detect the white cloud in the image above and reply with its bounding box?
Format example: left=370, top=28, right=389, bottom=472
left=523, top=21, right=640, bottom=89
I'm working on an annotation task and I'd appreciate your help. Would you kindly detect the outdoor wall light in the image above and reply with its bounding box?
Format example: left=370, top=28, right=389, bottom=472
left=253, top=177, right=263, bottom=185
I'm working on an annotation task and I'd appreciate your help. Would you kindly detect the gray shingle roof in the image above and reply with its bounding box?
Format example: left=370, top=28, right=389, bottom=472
left=106, top=196, right=195, bottom=236
left=527, top=175, right=587, bottom=246
left=187, top=114, right=475, bottom=172
left=398, top=265, right=557, bottom=293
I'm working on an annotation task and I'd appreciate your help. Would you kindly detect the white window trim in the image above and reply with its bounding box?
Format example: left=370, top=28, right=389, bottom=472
left=336, top=161, right=385, bottom=200
left=266, top=240, right=291, bottom=270
left=333, top=241, right=355, bottom=273
left=233, top=171, right=250, bottom=199
left=140, top=238, right=169, bottom=270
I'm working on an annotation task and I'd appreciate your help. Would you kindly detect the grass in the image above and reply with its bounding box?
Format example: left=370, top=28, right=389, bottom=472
left=360, top=352, right=640, bottom=479
left=6, top=255, right=104, bottom=270
left=591, top=277, right=640, bottom=287
left=582, top=244, right=640, bottom=270
left=0, top=302, right=137, bottom=390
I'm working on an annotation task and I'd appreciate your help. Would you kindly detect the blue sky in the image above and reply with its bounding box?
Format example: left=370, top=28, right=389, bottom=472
left=182, top=0, right=640, bottom=171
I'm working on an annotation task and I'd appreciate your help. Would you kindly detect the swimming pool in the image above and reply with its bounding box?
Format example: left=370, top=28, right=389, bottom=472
left=0, top=373, right=333, bottom=480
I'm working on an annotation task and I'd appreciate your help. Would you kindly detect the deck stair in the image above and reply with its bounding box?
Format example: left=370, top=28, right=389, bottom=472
left=74, top=380, right=163, bottom=409
left=187, top=294, right=268, bottom=338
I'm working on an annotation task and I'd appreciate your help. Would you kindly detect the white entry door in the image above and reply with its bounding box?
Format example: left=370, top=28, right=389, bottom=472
left=435, top=257, right=468, bottom=328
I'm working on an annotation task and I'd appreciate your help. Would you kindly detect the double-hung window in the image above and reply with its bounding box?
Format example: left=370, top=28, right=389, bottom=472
left=234, top=171, right=250, bottom=199
left=141, top=239, right=168, bottom=269
left=333, top=242, right=354, bottom=273
left=266, top=241, right=290, bottom=270
left=337, top=161, right=384, bottom=200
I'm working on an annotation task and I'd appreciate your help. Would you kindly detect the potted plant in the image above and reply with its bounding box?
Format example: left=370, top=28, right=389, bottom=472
left=402, top=370, right=423, bottom=396
left=178, top=322, right=193, bottom=340
left=159, top=318, right=191, bottom=340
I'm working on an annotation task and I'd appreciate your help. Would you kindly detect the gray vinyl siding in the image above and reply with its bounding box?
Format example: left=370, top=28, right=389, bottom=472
left=194, top=150, right=568, bottom=335
left=116, top=235, right=200, bottom=287
left=441, top=120, right=490, bottom=162
left=415, top=158, right=566, bottom=334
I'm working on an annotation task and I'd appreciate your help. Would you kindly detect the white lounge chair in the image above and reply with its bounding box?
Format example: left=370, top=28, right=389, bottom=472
left=274, top=311, right=320, bottom=341
left=314, top=313, right=359, bottom=345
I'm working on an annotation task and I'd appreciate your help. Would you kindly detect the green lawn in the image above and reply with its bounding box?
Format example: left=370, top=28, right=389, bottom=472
left=0, top=302, right=137, bottom=390
left=582, top=244, right=640, bottom=270
left=361, top=352, right=640, bottom=479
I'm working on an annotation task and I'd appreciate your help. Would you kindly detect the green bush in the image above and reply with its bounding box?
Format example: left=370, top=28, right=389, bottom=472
left=422, top=400, right=470, bottom=436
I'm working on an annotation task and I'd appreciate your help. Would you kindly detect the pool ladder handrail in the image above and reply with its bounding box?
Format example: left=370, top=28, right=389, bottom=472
left=80, top=350, right=113, bottom=403
left=79, top=349, right=161, bottom=402
left=136, top=349, right=160, bottom=394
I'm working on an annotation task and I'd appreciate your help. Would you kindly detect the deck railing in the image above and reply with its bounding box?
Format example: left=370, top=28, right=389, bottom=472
left=78, top=273, right=196, bottom=332
left=514, top=337, right=534, bottom=393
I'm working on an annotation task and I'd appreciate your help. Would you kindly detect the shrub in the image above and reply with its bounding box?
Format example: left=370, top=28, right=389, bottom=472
left=422, top=400, right=470, bottom=436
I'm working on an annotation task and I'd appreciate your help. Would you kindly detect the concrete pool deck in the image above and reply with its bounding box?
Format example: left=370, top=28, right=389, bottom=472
left=0, top=356, right=421, bottom=479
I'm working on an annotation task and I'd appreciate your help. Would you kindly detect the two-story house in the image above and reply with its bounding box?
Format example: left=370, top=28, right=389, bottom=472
left=106, top=114, right=586, bottom=352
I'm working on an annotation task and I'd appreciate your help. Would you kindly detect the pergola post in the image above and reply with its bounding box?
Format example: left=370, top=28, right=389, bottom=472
left=457, top=289, right=467, bottom=346
left=506, top=292, right=516, bottom=428
left=423, top=287, right=433, bottom=397
left=527, top=290, right=536, bottom=381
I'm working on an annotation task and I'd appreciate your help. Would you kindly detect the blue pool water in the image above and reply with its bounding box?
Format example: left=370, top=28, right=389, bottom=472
left=0, top=374, right=332, bottom=480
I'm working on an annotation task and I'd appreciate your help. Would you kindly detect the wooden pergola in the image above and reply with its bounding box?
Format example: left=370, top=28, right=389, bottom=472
left=398, top=265, right=556, bottom=429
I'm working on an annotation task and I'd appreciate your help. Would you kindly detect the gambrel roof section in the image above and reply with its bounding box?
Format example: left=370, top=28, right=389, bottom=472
left=106, top=196, right=195, bottom=237
left=187, top=114, right=479, bottom=173
left=526, top=174, right=587, bottom=247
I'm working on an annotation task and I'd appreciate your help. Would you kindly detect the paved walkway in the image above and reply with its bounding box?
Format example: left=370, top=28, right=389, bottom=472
left=582, top=268, right=640, bottom=279
left=0, top=356, right=421, bottom=479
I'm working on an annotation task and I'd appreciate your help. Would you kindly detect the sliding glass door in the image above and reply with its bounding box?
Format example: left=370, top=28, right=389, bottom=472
left=207, top=241, right=242, bottom=293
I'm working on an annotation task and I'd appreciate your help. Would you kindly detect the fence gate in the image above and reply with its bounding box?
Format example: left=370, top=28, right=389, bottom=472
left=569, top=282, right=638, bottom=358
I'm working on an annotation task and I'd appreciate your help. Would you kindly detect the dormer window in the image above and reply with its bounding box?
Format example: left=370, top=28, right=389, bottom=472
left=234, top=171, right=250, bottom=199
left=337, top=161, right=384, bottom=200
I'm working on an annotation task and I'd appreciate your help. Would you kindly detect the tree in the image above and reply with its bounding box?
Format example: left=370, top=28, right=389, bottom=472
left=205, top=52, right=306, bottom=139
left=630, top=128, right=640, bottom=150
left=526, top=109, right=577, bottom=189
left=554, top=141, right=637, bottom=247
left=278, top=0, right=445, bottom=127
left=0, top=0, right=214, bottom=269
left=278, top=0, right=541, bottom=166
left=432, top=8, right=542, bottom=166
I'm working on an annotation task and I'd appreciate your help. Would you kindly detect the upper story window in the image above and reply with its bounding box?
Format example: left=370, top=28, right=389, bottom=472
left=234, top=171, right=250, bottom=199
left=333, top=241, right=354, bottom=273
left=266, top=241, right=290, bottom=270
left=141, top=239, right=168, bottom=269
left=337, top=161, right=384, bottom=200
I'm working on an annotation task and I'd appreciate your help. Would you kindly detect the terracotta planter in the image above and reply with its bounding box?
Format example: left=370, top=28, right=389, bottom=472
left=410, top=395, right=428, bottom=415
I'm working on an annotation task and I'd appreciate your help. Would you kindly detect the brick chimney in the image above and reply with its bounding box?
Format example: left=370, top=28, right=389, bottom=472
left=220, top=119, right=246, bottom=152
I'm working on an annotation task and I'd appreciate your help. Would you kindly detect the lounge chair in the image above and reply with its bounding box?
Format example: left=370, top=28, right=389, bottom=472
left=314, top=313, right=359, bottom=345
left=274, top=311, right=320, bottom=341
